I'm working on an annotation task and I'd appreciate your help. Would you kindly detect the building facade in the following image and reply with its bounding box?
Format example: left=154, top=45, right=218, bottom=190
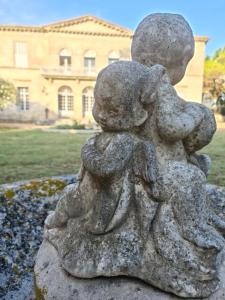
left=0, top=15, right=208, bottom=124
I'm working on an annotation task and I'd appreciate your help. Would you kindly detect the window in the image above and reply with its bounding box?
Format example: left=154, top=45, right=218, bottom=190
left=108, top=58, right=119, bottom=65
left=84, top=50, right=96, bottom=73
left=82, top=87, right=94, bottom=117
left=84, top=57, right=95, bottom=70
left=58, top=86, right=73, bottom=115
left=59, top=49, right=72, bottom=71
left=15, top=42, right=28, bottom=68
left=108, top=51, right=120, bottom=65
left=17, top=87, right=29, bottom=111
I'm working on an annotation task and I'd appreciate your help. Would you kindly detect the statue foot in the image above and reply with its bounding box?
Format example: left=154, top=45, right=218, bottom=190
left=45, top=211, right=68, bottom=229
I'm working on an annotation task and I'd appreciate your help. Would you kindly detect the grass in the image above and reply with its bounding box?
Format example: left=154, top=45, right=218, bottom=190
left=0, top=128, right=224, bottom=186
left=200, top=129, right=225, bottom=187
left=0, top=129, right=91, bottom=184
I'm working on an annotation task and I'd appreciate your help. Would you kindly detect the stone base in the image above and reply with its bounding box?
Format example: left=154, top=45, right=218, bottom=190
left=34, top=240, right=225, bottom=300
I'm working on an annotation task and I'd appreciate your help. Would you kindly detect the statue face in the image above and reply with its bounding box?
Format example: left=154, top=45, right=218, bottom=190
left=93, top=82, right=135, bottom=131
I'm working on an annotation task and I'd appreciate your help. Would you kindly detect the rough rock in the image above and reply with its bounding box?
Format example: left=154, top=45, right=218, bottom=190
left=35, top=240, right=225, bottom=300
left=0, top=175, right=75, bottom=299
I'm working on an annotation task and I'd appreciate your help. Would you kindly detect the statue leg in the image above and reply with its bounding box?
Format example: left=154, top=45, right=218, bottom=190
left=45, top=183, right=79, bottom=228
left=45, top=170, right=95, bottom=229
left=153, top=161, right=224, bottom=251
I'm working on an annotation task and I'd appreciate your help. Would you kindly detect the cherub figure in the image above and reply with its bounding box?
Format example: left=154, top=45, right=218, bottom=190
left=41, top=13, right=225, bottom=299
left=131, top=13, right=224, bottom=257
left=45, top=61, right=164, bottom=234
left=45, top=61, right=179, bottom=290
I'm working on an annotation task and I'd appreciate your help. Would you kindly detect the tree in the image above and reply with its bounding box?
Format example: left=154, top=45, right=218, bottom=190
left=204, top=47, right=225, bottom=99
left=0, top=78, right=16, bottom=109
left=207, top=78, right=225, bottom=99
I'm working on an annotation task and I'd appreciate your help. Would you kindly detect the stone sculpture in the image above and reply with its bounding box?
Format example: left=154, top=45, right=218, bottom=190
left=40, top=13, right=225, bottom=298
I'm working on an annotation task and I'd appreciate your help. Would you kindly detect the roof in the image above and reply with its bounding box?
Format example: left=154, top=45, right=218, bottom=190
left=0, top=15, right=208, bottom=42
left=44, top=15, right=132, bottom=33
left=194, top=36, right=209, bottom=43
left=0, top=15, right=133, bottom=37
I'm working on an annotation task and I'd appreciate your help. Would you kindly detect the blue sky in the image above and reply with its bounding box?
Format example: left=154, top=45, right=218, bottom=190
left=0, top=0, right=224, bottom=56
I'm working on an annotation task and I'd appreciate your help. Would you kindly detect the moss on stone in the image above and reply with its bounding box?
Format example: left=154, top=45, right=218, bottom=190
left=34, top=273, right=47, bottom=300
left=4, top=189, right=15, bottom=199
left=12, top=264, right=20, bottom=275
left=21, top=179, right=66, bottom=197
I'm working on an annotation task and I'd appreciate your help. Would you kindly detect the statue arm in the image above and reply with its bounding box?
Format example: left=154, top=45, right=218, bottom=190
left=134, top=141, right=157, bottom=183
left=81, top=133, right=134, bottom=177
left=156, top=78, right=204, bottom=142
left=188, top=153, right=211, bottom=176
left=183, top=103, right=217, bottom=153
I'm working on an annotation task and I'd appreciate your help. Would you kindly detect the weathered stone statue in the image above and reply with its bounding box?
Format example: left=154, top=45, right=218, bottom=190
left=35, top=13, right=225, bottom=299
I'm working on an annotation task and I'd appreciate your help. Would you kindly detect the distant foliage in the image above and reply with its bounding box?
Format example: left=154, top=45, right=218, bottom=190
left=0, top=78, right=16, bottom=109
left=205, top=47, right=225, bottom=78
left=204, top=48, right=225, bottom=117
left=204, top=47, right=225, bottom=100
left=206, top=78, right=225, bottom=100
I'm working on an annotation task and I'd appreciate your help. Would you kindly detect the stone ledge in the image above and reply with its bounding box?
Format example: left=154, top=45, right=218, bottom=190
left=34, top=240, right=225, bottom=300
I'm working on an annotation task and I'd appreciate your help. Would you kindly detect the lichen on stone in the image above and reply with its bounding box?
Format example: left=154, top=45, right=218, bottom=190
left=3, top=189, right=15, bottom=199
left=34, top=273, right=47, bottom=300
left=21, top=179, right=66, bottom=197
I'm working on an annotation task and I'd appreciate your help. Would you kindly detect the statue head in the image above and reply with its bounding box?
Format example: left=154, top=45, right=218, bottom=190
left=93, top=61, right=165, bottom=131
left=131, top=13, right=195, bottom=85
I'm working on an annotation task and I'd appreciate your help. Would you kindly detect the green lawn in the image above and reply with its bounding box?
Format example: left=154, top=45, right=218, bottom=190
left=0, top=129, right=91, bottom=184
left=200, top=129, right=225, bottom=187
left=0, top=129, right=224, bottom=186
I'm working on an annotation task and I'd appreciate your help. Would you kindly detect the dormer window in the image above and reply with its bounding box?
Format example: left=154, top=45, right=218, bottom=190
left=15, top=42, right=28, bottom=68
left=84, top=50, right=96, bottom=73
left=59, top=49, right=72, bottom=71
left=108, top=51, right=120, bottom=65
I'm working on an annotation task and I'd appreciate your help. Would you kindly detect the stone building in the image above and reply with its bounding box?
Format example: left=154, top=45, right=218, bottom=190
left=0, top=15, right=208, bottom=124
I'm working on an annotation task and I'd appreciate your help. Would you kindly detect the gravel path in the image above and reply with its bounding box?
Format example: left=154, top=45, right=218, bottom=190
left=0, top=175, right=76, bottom=300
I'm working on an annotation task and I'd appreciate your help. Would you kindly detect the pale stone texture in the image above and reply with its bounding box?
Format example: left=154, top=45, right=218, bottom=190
left=35, top=185, right=225, bottom=300
left=35, top=240, right=225, bottom=300
left=35, top=13, right=225, bottom=299
left=131, top=13, right=195, bottom=85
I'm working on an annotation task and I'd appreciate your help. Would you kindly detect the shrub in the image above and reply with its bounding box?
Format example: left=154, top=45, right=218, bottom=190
left=0, top=78, right=16, bottom=109
left=55, top=124, right=72, bottom=129
left=71, top=121, right=85, bottom=129
left=55, top=121, right=85, bottom=130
